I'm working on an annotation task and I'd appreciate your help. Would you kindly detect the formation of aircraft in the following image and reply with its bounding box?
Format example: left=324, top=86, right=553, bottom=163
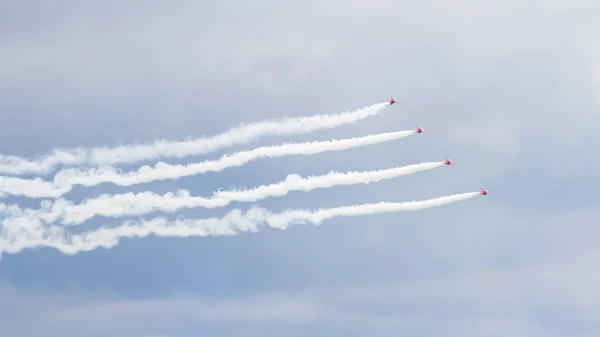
left=389, top=96, right=488, bottom=197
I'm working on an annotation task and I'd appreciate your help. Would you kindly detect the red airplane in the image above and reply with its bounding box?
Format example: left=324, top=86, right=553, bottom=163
left=389, top=97, right=397, bottom=105
left=480, top=188, right=489, bottom=195
left=444, top=158, right=453, bottom=165
left=416, top=126, right=423, bottom=133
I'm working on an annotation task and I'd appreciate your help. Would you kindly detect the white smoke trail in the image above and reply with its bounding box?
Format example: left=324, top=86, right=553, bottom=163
left=1, top=161, right=444, bottom=226
left=0, top=130, right=417, bottom=198
left=0, top=102, right=390, bottom=176
left=0, top=192, right=481, bottom=257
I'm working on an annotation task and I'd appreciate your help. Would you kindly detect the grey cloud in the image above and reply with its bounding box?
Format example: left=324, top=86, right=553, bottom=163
left=1, top=0, right=597, bottom=166
left=1, top=1, right=599, bottom=336
left=3, top=241, right=600, bottom=337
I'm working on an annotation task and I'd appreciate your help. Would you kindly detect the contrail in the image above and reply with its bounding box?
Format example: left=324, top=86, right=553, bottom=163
left=0, top=102, right=390, bottom=176
left=0, top=130, right=417, bottom=198
left=2, top=161, right=445, bottom=225
left=0, top=192, right=481, bottom=257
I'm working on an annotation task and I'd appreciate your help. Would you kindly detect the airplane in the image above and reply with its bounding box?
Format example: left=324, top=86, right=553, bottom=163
left=389, top=97, right=397, bottom=105
left=480, top=188, right=489, bottom=195
left=444, top=158, right=453, bottom=165
left=416, top=126, right=423, bottom=133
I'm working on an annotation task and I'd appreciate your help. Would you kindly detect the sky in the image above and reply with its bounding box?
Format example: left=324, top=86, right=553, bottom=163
left=1, top=0, right=599, bottom=336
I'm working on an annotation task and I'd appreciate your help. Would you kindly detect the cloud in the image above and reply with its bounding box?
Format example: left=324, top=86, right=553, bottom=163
left=2, top=239, right=600, bottom=337
left=0, top=277, right=345, bottom=337
left=2, top=206, right=600, bottom=337
left=1, top=1, right=599, bottom=336
left=0, top=1, right=339, bottom=103
left=2, top=0, right=597, bottom=159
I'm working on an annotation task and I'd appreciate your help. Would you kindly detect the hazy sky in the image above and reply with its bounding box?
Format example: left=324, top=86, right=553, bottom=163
left=1, top=1, right=599, bottom=336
